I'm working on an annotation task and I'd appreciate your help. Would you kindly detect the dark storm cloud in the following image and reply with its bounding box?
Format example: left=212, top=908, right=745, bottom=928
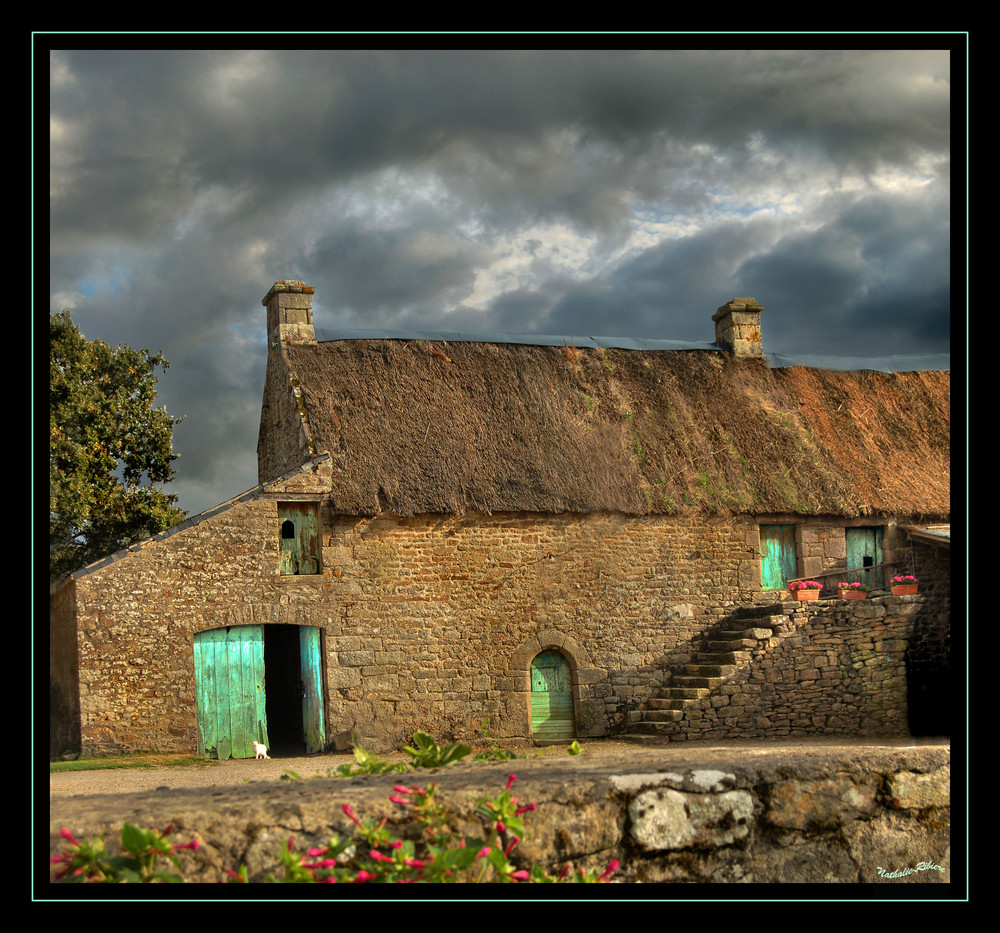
left=47, top=46, right=955, bottom=517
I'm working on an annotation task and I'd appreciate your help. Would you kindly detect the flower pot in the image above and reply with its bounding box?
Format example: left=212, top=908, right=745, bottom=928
left=840, top=589, right=867, bottom=600
left=891, top=584, right=918, bottom=596
left=791, top=589, right=820, bottom=601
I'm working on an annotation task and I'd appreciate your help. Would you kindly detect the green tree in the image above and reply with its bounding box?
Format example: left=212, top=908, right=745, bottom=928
left=49, top=310, right=186, bottom=579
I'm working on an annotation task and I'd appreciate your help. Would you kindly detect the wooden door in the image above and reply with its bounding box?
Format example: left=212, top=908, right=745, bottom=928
left=846, top=527, right=884, bottom=587
left=760, top=524, right=797, bottom=591
left=530, top=651, right=574, bottom=742
left=194, top=626, right=269, bottom=759
left=299, top=626, right=326, bottom=754
left=279, top=503, right=320, bottom=575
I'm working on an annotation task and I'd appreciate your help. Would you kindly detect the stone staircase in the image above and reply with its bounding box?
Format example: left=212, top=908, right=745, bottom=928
left=623, top=604, right=790, bottom=743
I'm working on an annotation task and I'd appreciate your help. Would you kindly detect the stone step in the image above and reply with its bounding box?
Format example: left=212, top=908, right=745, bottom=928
left=720, top=627, right=774, bottom=641
left=648, top=697, right=692, bottom=710
left=693, top=650, right=746, bottom=663
left=672, top=675, right=724, bottom=689
left=627, top=720, right=682, bottom=736
left=706, top=640, right=756, bottom=652
left=684, top=664, right=736, bottom=677
left=656, top=677, right=712, bottom=700
left=641, top=709, right=685, bottom=722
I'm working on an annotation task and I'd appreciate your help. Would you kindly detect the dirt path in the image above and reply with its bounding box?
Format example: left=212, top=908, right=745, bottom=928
left=49, top=737, right=941, bottom=799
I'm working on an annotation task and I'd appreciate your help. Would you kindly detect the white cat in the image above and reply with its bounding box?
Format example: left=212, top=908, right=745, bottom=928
left=252, top=741, right=270, bottom=760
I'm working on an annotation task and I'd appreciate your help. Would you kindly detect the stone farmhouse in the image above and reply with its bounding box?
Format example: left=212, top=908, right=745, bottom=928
left=50, top=282, right=951, bottom=759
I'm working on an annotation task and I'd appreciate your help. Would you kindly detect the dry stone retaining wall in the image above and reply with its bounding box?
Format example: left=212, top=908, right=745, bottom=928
left=47, top=743, right=952, bottom=885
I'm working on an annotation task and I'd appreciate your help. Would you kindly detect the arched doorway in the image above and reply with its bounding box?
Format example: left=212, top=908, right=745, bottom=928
left=194, top=625, right=326, bottom=759
left=530, top=650, right=574, bottom=742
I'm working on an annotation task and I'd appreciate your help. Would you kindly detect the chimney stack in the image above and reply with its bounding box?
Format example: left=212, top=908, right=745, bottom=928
left=712, top=298, right=763, bottom=358
left=263, top=280, right=316, bottom=346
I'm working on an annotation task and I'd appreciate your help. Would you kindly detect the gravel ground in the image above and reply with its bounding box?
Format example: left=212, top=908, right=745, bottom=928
left=49, top=736, right=943, bottom=799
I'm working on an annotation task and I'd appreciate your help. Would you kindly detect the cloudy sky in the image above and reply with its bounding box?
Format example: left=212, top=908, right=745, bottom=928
left=47, top=45, right=956, bottom=519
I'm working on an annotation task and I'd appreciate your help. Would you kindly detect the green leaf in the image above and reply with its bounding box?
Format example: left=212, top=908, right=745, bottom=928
left=120, top=823, right=151, bottom=856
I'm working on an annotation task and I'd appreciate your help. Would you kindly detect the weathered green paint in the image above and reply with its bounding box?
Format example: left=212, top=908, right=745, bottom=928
left=846, top=526, right=884, bottom=587
left=530, top=651, right=574, bottom=741
left=194, top=626, right=269, bottom=759
left=760, top=524, right=797, bottom=590
left=279, top=503, right=321, bottom=575
left=299, top=626, right=326, bottom=753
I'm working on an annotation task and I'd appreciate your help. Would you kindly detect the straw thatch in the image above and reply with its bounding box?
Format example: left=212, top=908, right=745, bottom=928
left=279, top=340, right=949, bottom=520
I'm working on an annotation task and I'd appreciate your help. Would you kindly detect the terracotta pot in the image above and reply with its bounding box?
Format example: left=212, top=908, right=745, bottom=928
left=840, top=589, right=867, bottom=600
left=891, top=584, right=918, bottom=596
left=791, top=589, right=820, bottom=601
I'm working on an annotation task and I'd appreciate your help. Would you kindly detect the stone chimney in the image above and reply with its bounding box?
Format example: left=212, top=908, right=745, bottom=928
left=712, top=298, right=763, bottom=358
left=263, top=280, right=316, bottom=346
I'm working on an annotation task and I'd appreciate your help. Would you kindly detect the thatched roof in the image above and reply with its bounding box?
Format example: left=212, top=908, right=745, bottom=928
left=283, top=339, right=950, bottom=520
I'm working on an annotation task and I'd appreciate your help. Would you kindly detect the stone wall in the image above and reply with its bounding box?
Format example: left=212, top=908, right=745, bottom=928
left=51, top=466, right=942, bottom=757
left=672, top=598, right=923, bottom=740
left=47, top=742, right=953, bottom=885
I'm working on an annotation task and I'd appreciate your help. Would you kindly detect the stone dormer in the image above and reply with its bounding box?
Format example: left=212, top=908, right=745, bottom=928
left=263, top=280, right=316, bottom=346
left=712, top=298, right=763, bottom=359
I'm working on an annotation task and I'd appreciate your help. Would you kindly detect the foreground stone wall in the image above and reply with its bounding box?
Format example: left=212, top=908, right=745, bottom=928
left=47, top=742, right=952, bottom=885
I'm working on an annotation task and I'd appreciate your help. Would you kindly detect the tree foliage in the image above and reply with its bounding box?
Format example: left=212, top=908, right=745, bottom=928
left=49, top=310, right=186, bottom=579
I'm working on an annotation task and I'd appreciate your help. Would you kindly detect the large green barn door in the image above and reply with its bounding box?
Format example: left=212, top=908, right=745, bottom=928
left=530, top=651, right=574, bottom=742
left=194, top=626, right=269, bottom=760
left=760, top=524, right=797, bottom=591
left=299, top=626, right=326, bottom=753
left=846, top=527, right=884, bottom=587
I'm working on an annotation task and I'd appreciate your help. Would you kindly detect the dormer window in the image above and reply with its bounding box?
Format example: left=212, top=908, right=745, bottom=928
left=278, top=502, right=321, bottom=575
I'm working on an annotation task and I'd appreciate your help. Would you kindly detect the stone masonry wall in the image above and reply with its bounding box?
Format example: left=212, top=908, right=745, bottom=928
left=55, top=471, right=938, bottom=757
left=674, top=598, right=924, bottom=741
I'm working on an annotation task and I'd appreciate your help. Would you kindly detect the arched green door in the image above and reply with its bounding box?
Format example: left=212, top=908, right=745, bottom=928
left=530, top=651, right=574, bottom=742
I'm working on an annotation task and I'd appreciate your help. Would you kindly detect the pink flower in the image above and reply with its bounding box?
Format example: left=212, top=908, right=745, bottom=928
left=393, top=785, right=414, bottom=795
left=496, top=820, right=506, bottom=833
left=59, top=828, right=80, bottom=847
left=504, top=835, right=520, bottom=856
left=514, top=802, right=537, bottom=816
left=510, top=870, right=530, bottom=881
left=598, top=859, right=620, bottom=881
left=342, top=803, right=363, bottom=828
left=355, top=870, right=376, bottom=882
left=505, top=774, right=517, bottom=790
left=476, top=847, right=492, bottom=859
left=389, top=795, right=410, bottom=805
left=303, top=858, right=337, bottom=869
left=307, top=846, right=330, bottom=857
left=171, top=839, right=200, bottom=851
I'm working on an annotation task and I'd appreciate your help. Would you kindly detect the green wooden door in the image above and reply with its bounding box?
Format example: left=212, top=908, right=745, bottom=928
left=194, top=626, right=269, bottom=760
left=279, top=503, right=320, bottom=575
left=846, top=527, right=884, bottom=587
left=760, top=524, right=797, bottom=590
left=530, top=651, right=574, bottom=742
left=299, top=626, right=326, bottom=754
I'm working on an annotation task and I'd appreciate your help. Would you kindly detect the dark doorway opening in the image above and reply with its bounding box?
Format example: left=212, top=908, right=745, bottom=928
left=263, top=625, right=305, bottom=756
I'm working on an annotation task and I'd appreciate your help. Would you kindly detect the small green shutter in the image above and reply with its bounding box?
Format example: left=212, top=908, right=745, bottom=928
left=846, top=527, right=884, bottom=587
left=530, top=651, right=574, bottom=741
left=194, top=626, right=269, bottom=759
left=760, top=524, right=797, bottom=590
left=279, top=503, right=321, bottom=575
